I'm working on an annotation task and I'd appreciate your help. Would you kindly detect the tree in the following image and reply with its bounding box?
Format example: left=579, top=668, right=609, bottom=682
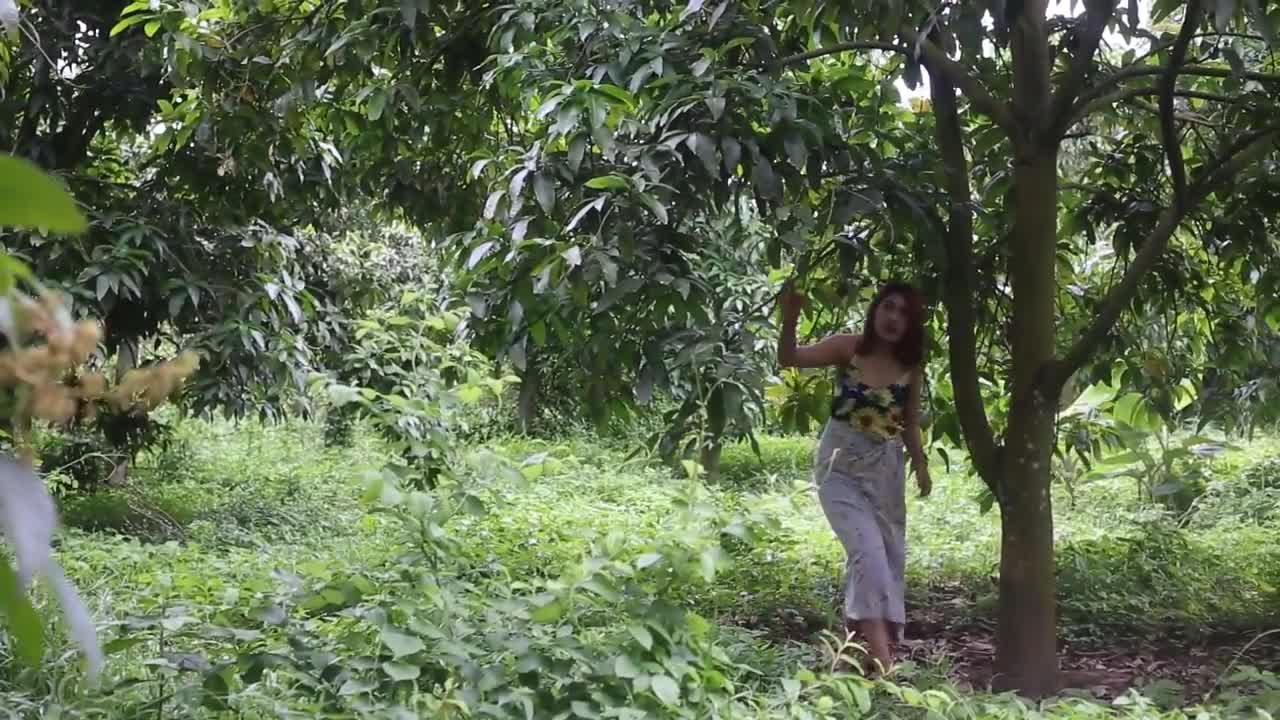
left=901, top=0, right=1280, bottom=695
left=0, top=0, right=397, bottom=425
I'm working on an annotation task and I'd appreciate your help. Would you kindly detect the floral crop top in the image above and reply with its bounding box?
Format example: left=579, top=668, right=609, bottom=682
left=830, top=362, right=911, bottom=439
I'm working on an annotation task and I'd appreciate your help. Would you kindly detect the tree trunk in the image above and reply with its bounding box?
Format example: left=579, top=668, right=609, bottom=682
left=995, top=148, right=1060, bottom=696
left=699, top=440, right=722, bottom=479
left=993, top=408, right=1059, bottom=697
left=106, top=339, right=137, bottom=488
left=517, top=358, right=540, bottom=435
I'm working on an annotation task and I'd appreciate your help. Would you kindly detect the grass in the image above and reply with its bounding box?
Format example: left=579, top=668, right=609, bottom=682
left=1, top=417, right=1277, bottom=717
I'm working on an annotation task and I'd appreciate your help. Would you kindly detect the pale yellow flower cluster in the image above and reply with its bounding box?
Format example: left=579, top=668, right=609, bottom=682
left=0, top=290, right=198, bottom=450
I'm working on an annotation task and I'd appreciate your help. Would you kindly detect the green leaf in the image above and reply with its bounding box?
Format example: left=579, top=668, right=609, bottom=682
left=383, top=661, right=421, bottom=681
left=467, top=241, right=496, bottom=269
left=699, top=547, right=722, bottom=582
left=381, top=629, right=425, bottom=658
left=640, top=193, right=669, bottom=224
left=529, top=598, right=564, bottom=624
left=705, top=96, right=726, bottom=120
left=628, top=624, right=654, bottom=650
left=584, top=174, right=629, bottom=191
left=109, top=13, right=153, bottom=36
left=783, top=130, right=807, bottom=169
left=144, top=19, right=162, bottom=37
left=590, top=84, right=636, bottom=108
left=635, top=552, right=663, bottom=569
left=651, top=674, right=681, bottom=705
left=853, top=684, right=872, bottom=712
left=96, top=274, right=112, bottom=301
left=568, top=136, right=588, bottom=173
left=562, top=245, right=583, bottom=267
left=750, top=153, right=781, bottom=198
left=456, top=385, right=485, bottom=405
left=338, top=677, right=379, bottom=696
left=0, top=556, right=43, bottom=668
left=534, top=173, right=556, bottom=213
left=680, top=0, right=706, bottom=21
left=614, top=654, right=642, bottom=678
left=721, top=137, right=742, bottom=174
left=688, top=133, right=719, bottom=175
left=367, top=89, right=389, bottom=121
left=0, top=155, right=88, bottom=234
left=119, top=0, right=153, bottom=15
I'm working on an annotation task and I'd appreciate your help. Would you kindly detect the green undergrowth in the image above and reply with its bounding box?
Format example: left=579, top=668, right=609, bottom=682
left=0, top=420, right=1275, bottom=717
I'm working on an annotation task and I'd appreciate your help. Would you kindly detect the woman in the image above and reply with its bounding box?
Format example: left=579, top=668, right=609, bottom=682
left=777, top=280, right=931, bottom=675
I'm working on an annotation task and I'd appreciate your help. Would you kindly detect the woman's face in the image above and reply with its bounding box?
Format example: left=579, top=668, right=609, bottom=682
left=872, top=292, right=909, bottom=345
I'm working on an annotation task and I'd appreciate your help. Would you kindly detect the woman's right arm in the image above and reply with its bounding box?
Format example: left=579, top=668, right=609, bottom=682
left=777, top=284, right=857, bottom=369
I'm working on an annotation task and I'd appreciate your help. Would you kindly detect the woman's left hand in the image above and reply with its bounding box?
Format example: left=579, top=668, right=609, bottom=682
left=914, top=462, right=932, bottom=498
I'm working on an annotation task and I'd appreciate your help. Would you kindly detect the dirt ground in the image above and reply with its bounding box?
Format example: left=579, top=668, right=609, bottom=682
left=726, top=584, right=1280, bottom=702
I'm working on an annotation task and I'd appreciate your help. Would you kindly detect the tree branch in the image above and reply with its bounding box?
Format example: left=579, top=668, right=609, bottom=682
left=770, top=41, right=908, bottom=69
left=925, top=57, right=1002, bottom=490
left=1075, top=63, right=1280, bottom=114
left=1127, top=97, right=1218, bottom=125
left=1046, top=0, right=1118, bottom=139
left=1048, top=124, right=1280, bottom=391
left=1070, top=85, right=1240, bottom=122
left=1160, top=0, right=1203, bottom=212
left=768, top=30, right=1016, bottom=132
left=901, top=27, right=1017, bottom=132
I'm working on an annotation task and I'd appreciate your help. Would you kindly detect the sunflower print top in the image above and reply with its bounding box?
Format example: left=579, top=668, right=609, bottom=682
left=830, top=362, right=911, bottom=440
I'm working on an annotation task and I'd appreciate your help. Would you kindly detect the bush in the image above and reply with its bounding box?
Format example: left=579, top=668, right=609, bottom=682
left=1188, top=454, right=1280, bottom=527
left=714, top=435, right=815, bottom=489
left=1057, top=522, right=1280, bottom=631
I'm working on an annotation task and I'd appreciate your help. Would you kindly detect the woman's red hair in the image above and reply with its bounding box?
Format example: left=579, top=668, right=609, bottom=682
left=854, top=281, right=925, bottom=368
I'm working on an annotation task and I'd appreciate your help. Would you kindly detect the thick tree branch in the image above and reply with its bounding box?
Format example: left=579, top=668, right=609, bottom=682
left=1075, top=63, right=1280, bottom=114
left=1048, top=124, right=1280, bottom=391
left=901, top=27, right=1017, bottom=132
left=1160, top=0, right=1203, bottom=212
left=1046, top=0, right=1118, bottom=139
left=925, top=59, right=1002, bottom=490
left=1007, top=1, right=1058, bottom=148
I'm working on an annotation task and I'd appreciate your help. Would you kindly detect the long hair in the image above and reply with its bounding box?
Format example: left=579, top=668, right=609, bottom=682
left=853, top=281, right=925, bottom=368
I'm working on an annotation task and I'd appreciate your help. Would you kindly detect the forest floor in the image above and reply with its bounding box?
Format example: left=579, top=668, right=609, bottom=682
left=5, top=417, right=1278, bottom=717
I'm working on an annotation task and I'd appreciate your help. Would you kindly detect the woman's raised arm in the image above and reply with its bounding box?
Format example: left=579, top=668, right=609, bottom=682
left=776, top=283, right=857, bottom=369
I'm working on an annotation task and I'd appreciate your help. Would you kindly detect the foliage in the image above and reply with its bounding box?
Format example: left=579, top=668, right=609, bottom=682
left=3, top=419, right=1278, bottom=717
left=9, top=0, right=1280, bottom=694
left=0, top=3, right=393, bottom=420
left=1187, top=450, right=1280, bottom=527
left=312, top=291, right=514, bottom=489
left=1056, top=379, right=1232, bottom=514
left=0, top=150, right=203, bottom=677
